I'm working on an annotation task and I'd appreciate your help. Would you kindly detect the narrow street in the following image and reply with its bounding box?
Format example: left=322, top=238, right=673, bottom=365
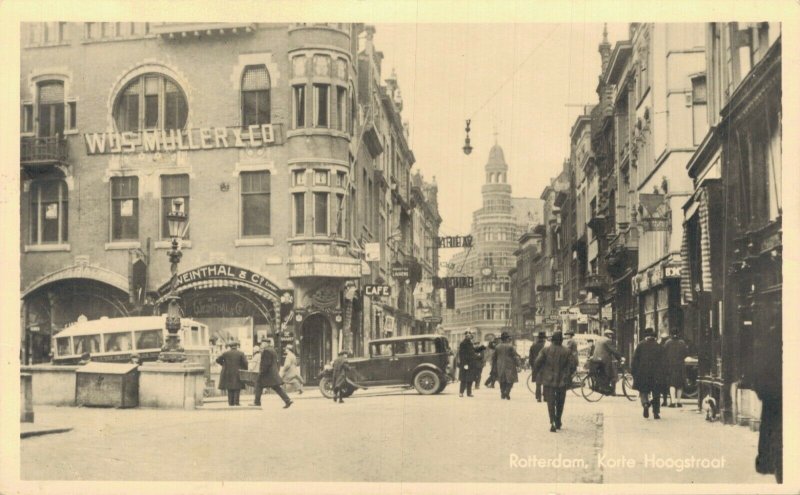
left=21, top=371, right=771, bottom=484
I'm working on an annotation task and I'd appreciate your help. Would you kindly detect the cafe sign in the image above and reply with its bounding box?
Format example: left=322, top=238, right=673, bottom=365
left=84, top=124, right=277, bottom=155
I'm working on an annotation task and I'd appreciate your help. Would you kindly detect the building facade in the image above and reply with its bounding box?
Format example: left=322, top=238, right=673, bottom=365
left=442, top=143, right=542, bottom=345
left=20, top=22, right=429, bottom=383
left=683, top=22, right=781, bottom=427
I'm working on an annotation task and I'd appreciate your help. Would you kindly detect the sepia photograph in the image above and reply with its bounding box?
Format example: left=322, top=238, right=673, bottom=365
left=1, top=1, right=797, bottom=494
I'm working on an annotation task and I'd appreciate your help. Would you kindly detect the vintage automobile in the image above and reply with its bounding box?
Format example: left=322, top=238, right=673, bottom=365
left=318, top=334, right=454, bottom=398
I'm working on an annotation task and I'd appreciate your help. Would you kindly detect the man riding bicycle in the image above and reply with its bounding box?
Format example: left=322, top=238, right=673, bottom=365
left=588, top=329, right=622, bottom=395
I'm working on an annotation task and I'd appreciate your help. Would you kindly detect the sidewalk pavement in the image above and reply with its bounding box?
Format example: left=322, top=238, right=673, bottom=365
left=600, top=398, right=774, bottom=484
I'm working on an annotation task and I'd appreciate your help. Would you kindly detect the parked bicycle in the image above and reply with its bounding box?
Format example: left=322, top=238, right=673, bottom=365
left=580, top=358, right=638, bottom=402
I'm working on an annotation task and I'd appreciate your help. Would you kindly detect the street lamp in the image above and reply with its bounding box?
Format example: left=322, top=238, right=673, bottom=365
left=159, top=198, right=188, bottom=362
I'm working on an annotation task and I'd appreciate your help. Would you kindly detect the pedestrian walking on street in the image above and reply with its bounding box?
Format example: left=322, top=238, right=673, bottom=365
left=331, top=350, right=351, bottom=403
left=493, top=331, right=520, bottom=400
left=533, top=331, right=577, bottom=432
left=564, top=330, right=579, bottom=363
left=528, top=332, right=547, bottom=402
left=458, top=332, right=479, bottom=397
left=483, top=337, right=498, bottom=388
left=658, top=332, right=671, bottom=406
left=249, top=343, right=262, bottom=371
left=216, top=340, right=248, bottom=406
left=280, top=344, right=305, bottom=394
left=631, top=328, right=666, bottom=419
left=663, top=331, right=688, bottom=407
left=472, top=341, right=487, bottom=390
left=255, top=342, right=293, bottom=409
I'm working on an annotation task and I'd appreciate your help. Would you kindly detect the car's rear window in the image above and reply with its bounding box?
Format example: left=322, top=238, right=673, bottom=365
left=371, top=343, right=392, bottom=356
left=418, top=340, right=437, bottom=354
left=394, top=341, right=415, bottom=356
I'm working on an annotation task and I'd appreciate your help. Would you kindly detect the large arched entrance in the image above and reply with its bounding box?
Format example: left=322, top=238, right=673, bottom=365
left=299, top=313, right=332, bottom=384
left=22, top=279, right=130, bottom=364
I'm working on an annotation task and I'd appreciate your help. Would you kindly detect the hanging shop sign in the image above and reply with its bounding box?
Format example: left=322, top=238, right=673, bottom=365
left=664, top=265, right=681, bottom=279
left=364, top=243, right=381, bottom=262
left=84, top=124, right=277, bottom=155
left=391, top=265, right=410, bottom=279
left=435, top=235, right=473, bottom=248
left=364, top=285, right=392, bottom=297
left=640, top=217, right=670, bottom=232
left=156, top=263, right=280, bottom=298
left=433, top=276, right=474, bottom=289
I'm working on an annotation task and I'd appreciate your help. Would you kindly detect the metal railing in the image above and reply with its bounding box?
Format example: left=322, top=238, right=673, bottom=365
left=21, top=136, right=68, bottom=165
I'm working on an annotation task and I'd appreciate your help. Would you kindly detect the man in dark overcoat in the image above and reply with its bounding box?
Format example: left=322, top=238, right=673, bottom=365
left=631, top=328, right=666, bottom=419
left=255, top=341, right=293, bottom=408
left=483, top=337, right=498, bottom=388
left=472, top=341, right=487, bottom=390
left=663, top=330, right=689, bottom=407
left=331, top=350, right=351, bottom=403
left=215, top=340, right=248, bottom=406
left=528, top=332, right=547, bottom=402
left=534, top=331, right=577, bottom=432
left=458, top=332, right=479, bottom=397
left=492, top=332, right=521, bottom=400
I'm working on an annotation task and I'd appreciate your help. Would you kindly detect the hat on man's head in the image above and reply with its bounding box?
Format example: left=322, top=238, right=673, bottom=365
left=564, top=329, right=575, bottom=336
left=338, top=349, right=350, bottom=356
left=603, top=329, right=615, bottom=336
left=551, top=331, right=564, bottom=344
left=500, top=331, right=511, bottom=341
left=286, top=344, right=295, bottom=351
left=642, top=328, right=655, bottom=338
left=229, top=339, right=240, bottom=347
left=536, top=331, right=547, bottom=339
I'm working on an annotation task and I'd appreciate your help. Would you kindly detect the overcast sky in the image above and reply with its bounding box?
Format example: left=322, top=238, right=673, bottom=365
left=372, top=23, right=629, bottom=236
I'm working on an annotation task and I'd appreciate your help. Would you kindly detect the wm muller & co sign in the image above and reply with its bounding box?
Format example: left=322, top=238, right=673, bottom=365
left=84, top=124, right=277, bottom=154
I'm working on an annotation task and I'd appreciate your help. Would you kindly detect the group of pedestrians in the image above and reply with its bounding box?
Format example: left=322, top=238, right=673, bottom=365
left=458, top=331, right=520, bottom=399
left=215, top=340, right=304, bottom=409
left=631, top=328, right=689, bottom=419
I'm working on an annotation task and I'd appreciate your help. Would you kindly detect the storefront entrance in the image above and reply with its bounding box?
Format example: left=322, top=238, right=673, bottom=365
left=299, top=313, right=332, bottom=384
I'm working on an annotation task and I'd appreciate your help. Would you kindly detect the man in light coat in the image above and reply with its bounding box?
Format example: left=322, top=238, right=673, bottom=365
left=280, top=344, right=304, bottom=394
left=534, top=331, right=577, bottom=432
left=589, top=329, right=622, bottom=394
left=216, top=340, right=248, bottom=406
left=255, top=342, right=292, bottom=409
left=492, top=332, right=520, bottom=400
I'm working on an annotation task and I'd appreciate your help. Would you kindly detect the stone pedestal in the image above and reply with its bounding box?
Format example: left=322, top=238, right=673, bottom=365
left=139, top=362, right=205, bottom=409
left=20, top=373, right=34, bottom=423
left=21, top=364, right=80, bottom=406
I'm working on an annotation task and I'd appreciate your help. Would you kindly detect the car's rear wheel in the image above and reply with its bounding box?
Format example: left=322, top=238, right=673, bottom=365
left=413, top=369, right=441, bottom=395
left=318, top=376, right=334, bottom=399
left=434, top=376, right=447, bottom=394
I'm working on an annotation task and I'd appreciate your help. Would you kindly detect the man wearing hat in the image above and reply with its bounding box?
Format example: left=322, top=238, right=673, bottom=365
left=492, top=331, right=521, bottom=400
left=280, top=344, right=305, bottom=394
left=215, top=339, right=248, bottom=406
left=458, top=332, right=479, bottom=397
left=331, top=349, right=351, bottom=403
left=631, top=328, right=666, bottom=419
left=589, top=329, right=622, bottom=394
left=528, top=332, right=547, bottom=401
left=255, top=341, right=293, bottom=408
left=533, top=331, right=577, bottom=432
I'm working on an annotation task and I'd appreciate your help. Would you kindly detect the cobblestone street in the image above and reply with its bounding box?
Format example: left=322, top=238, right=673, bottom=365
left=21, top=372, right=773, bottom=484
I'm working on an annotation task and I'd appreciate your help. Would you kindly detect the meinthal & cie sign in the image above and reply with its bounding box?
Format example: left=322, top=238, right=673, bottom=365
left=84, top=124, right=277, bottom=155
left=156, top=263, right=280, bottom=298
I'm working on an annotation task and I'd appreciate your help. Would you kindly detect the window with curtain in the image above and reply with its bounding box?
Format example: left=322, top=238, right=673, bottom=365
left=240, top=171, right=271, bottom=237
left=29, top=180, right=68, bottom=245
left=161, top=174, right=190, bottom=239
left=241, top=65, right=271, bottom=126
left=111, top=176, right=139, bottom=241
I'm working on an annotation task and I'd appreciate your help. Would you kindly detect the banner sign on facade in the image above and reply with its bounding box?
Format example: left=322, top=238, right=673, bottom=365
left=84, top=124, right=277, bottom=155
left=435, top=235, right=473, bottom=248
left=433, top=276, right=474, bottom=289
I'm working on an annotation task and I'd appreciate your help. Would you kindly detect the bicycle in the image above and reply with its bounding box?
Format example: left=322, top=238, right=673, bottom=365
left=580, top=359, right=638, bottom=402
left=526, top=368, right=585, bottom=397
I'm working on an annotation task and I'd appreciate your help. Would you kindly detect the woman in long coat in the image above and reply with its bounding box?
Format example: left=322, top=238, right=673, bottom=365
left=280, top=344, right=305, bottom=394
left=492, top=332, right=520, bottom=400
left=631, top=328, right=667, bottom=419
left=216, top=340, right=248, bottom=406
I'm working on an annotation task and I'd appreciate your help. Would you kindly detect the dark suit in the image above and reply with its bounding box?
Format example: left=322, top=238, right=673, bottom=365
left=632, top=337, right=666, bottom=414
left=458, top=338, right=479, bottom=396
left=493, top=342, right=520, bottom=399
left=534, top=343, right=577, bottom=429
left=528, top=340, right=546, bottom=400
left=332, top=356, right=350, bottom=402
left=255, top=346, right=291, bottom=406
left=216, top=347, right=248, bottom=406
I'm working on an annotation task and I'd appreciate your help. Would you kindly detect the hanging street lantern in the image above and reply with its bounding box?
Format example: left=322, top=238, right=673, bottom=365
left=462, top=119, right=473, bottom=155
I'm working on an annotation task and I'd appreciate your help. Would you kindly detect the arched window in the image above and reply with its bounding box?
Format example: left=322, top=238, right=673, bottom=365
left=114, top=74, right=187, bottom=132
left=241, top=65, right=271, bottom=126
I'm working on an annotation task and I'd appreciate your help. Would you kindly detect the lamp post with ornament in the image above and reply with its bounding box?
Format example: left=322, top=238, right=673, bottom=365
left=159, top=198, right=188, bottom=363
